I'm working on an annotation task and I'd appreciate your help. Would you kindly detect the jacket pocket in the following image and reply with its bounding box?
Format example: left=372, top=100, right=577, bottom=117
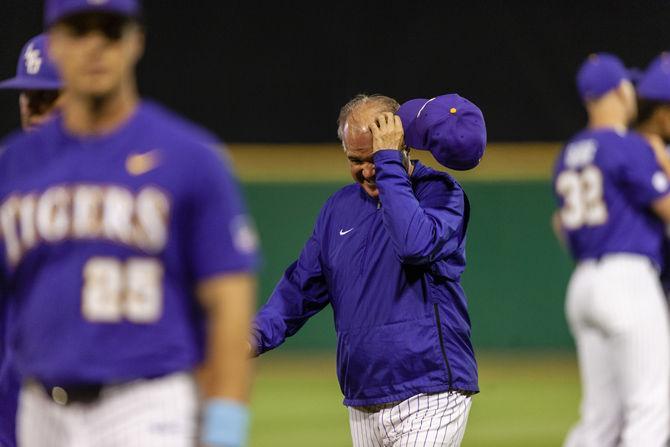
left=337, top=316, right=449, bottom=401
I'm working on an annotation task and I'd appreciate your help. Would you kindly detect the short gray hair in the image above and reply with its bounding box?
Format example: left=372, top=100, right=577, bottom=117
left=336, top=94, right=400, bottom=143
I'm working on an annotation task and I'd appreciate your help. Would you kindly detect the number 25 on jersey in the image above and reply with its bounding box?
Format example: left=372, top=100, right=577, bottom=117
left=82, top=257, right=164, bottom=323
left=556, top=165, right=608, bottom=230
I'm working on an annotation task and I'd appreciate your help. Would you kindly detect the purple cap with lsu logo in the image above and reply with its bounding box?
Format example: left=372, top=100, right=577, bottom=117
left=396, top=94, right=486, bottom=170
left=576, top=53, right=633, bottom=101
left=0, top=34, right=62, bottom=91
left=637, top=53, right=670, bottom=102
left=44, top=0, right=141, bottom=27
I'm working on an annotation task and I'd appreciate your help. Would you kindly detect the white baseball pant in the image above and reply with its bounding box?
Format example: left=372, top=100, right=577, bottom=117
left=18, top=372, right=198, bottom=447
left=348, top=390, right=472, bottom=447
left=563, top=254, right=670, bottom=447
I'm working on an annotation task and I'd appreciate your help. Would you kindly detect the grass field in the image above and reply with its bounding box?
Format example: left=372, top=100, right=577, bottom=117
left=249, top=351, right=580, bottom=447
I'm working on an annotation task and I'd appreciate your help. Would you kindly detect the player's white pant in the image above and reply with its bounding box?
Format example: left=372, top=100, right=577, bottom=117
left=563, top=254, right=670, bottom=447
left=18, top=372, right=198, bottom=447
left=348, top=391, right=472, bottom=447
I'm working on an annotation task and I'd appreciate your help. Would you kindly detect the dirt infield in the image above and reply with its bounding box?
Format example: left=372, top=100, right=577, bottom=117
left=226, top=143, right=561, bottom=183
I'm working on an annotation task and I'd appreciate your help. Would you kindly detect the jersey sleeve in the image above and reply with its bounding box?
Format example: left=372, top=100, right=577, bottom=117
left=373, top=150, right=467, bottom=266
left=183, top=144, right=260, bottom=281
left=620, top=136, right=670, bottom=207
left=252, top=201, right=331, bottom=355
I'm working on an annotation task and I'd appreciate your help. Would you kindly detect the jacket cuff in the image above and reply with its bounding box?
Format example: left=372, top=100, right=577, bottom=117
left=373, top=149, right=404, bottom=164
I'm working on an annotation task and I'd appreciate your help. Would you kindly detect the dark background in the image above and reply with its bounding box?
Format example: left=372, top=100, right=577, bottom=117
left=1, top=0, right=669, bottom=142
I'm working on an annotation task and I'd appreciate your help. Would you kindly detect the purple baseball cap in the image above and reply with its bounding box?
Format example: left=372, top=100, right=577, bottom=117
left=397, top=94, right=486, bottom=171
left=0, top=34, right=62, bottom=91
left=45, top=0, right=141, bottom=27
left=637, top=53, right=670, bottom=102
left=576, top=53, right=633, bottom=100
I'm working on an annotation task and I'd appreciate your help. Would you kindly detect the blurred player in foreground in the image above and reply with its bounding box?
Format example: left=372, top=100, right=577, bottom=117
left=553, top=53, right=670, bottom=447
left=0, top=32, right=64, bottom=447
left=253, top=93, right=485, bottom=446
left=0, top=1, right=258, bottom=446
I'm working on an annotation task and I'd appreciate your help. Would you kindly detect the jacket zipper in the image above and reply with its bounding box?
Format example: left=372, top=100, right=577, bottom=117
left=433, top=303, right=453, bottom=388
left=359, top=208, right=380, bottom=275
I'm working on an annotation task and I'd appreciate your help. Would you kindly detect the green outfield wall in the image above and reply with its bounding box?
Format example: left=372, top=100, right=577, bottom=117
left=242, top=179, right=575, bottom=351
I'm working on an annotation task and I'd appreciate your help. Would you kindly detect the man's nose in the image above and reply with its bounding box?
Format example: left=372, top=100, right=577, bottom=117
left=82, top=30, right=110, bottom=51
left=362, top=163, right=375, bottom=178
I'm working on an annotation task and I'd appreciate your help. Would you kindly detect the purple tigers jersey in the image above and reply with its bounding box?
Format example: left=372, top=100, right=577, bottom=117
left=553, top=128, right=670, bottom=267
left=0, top=101, right=258, bottom=385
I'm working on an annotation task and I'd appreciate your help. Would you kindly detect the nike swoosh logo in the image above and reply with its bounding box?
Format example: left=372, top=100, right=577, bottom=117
left=339, top=228, right=354, bottom=236
left=126, top=150, right=161, bottom=176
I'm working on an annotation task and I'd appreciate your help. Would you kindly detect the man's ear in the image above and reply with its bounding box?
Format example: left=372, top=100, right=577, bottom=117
left=129, top=25, right=146, bottom=65
left=659, top=105, right=670, bottom=134
left=614, top=82, right=629, bottom=104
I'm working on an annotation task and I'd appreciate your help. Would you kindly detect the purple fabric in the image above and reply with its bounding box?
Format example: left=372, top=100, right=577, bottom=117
left=576, top=53, right=632, bottom=100
left=0, top=34, right=62, bottom=91
left=637, top=53, right=670, bottom=102
left=45, top=0, right=141, bottom=26
left=254, top=152, right=477, bottom=406
left=0, top=303, right=17, bottom=447
left=0, top=371, right=18, bottom=447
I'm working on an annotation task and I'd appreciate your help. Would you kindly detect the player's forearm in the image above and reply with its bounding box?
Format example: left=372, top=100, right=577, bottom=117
left=656, top=153, right=670, bottom=181
left=551, top=211, right=568, bottom=248
left=198, top=273, right=257, bottom=402
left=374, top=151, right=458, bottom=263
left=253, top=261, right=330, bottom=355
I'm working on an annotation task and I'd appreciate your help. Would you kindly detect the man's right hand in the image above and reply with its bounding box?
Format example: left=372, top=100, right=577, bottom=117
left=369, top=112, right=405, bottom=153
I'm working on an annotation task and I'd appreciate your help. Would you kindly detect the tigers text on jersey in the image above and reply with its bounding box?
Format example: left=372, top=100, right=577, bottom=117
left=553, top=128, right=670, bottom=267
left=0, top=101, right=258, bottom=385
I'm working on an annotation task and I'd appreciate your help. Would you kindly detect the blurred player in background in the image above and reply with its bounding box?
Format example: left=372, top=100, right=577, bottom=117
left=253, top=93, right=485, bottom=446
left=0, top=32, right=64, bottom=447
left=0, top=1, right=258, bottom=446
left=0, top=34, right=64, bottom=130
left=635, top=53, right=670, bottom=176
left=634, top=54, right=670, bottom=293
left=553, top=53, right=670, bottom=447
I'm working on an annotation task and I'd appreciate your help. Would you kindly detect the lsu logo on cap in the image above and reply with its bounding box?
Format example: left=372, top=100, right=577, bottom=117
left=24, top=44, right=42, bottom=76
left=88, top=0, right=110, bottom=4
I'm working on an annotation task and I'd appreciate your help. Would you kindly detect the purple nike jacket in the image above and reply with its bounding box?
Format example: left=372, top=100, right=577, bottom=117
left=253, top=150, right=478, bottom=406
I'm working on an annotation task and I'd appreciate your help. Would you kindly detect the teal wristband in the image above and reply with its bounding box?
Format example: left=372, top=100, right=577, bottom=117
left=202, top=398, right=250, bottom=447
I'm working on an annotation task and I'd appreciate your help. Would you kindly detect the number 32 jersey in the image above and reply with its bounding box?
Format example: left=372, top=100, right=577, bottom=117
left=553, top=128, right=670, bottom=267
left=0, top=101, right=258, bottom=384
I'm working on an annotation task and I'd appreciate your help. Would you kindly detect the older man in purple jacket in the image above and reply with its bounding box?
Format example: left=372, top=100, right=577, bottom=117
left=253, top=93, right=484, bottom=447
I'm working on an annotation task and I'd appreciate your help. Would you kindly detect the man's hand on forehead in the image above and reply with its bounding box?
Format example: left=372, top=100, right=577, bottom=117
left=369, top=112, right=404, bottom=153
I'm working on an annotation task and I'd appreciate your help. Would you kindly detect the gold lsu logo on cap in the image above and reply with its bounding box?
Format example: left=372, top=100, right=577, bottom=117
left=88, top=0, right=110, bottom=5
left=126, top=150, right=161, bottom=176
